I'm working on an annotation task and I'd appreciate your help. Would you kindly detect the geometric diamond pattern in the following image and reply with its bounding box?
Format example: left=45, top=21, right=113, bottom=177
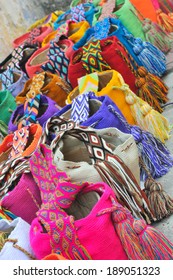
left=42, top=41, right=70, bottom=84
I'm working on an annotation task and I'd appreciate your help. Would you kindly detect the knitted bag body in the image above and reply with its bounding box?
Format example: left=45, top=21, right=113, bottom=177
left=29, top=143, right=93, bottom=260
left=29, top=143, right=128, bottom=260
left=0, top=90, right=17, bottom=125
left=9, top=94, right=60, bottom=132
left=0, top=44, right=37, bottom=74
left=41, top=40, right=71, bottom=85
left=66, top=70, right=170, bottom=143
left=68, top=36, right=138, bottom=92
left=1, top=173, right=41, bottom=224
left=113, top=0, right=146, bottom=40
left=67, top=69, right=136, bottom=125
left=16, top=72, right=71, bottom=107
left=0, top=68, right=28, bottom=97
left=0, top=218, right=36, bottom=260
left=130, top=0, right=157, bottom=23
left=13, top=26, right=53, bottom=48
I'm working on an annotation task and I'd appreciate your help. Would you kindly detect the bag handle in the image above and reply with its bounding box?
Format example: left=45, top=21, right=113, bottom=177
left=4, top=238, right=36, bottom=260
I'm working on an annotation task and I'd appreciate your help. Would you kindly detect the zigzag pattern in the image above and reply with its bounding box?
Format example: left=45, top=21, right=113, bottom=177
left=71, top=93, right=90, bottom=123
left=78, top=72, right=99, bottom=94
left=21, top=94, right=41, bottom=127
left=81, top=40, right=111, bottom=73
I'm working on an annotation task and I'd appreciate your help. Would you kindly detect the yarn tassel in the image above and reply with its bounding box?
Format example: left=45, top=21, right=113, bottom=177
left=130, top=126, right=173, bottom=180
left=133, top=219, right=173, bottom=259
left=142, top=41, right=166, bottom=62
left=94, top=159, right=156, bottom=224
left=133, top=41, right=166, bottom=77
left=116, top=46, right=168, bottom=112
left=97, top=196, right=150, bottom=259
left=136, top=66, right=168, bottom=109
left=139, top=103, right=170, bottom=143
left=142, top=19, right=172, bottom=53
left=139, top=157, right=173, bottom=221
left=157, top=9, right=173, bottom=32
left=109, top=205, right=149, bottom=260
left=108, top=105, right=173, bottom=179
left=159, top=0, right=173, bottom=13
left=114, top=83, right=170, bottom=143
left=145, top=178, right=173, bottom=220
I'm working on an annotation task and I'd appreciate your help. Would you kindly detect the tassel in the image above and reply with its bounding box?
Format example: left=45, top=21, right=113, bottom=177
left=139, top=157, right=173, bottom=221
left=130, top=126, right=173, bottom=180
left=97, top=196, right=149, bottom=259
left=116, top=45, right=168, bottom=112
left=133, top=219, right=173, bottom=259
left=157, top=9, right=173, bottom=32
left=142, top=40, right=166, bottom=62
left=136, top=66, right=168, bottom=107
left=158, top=0, right=173, bottom=13
left=114, top=82, right=170, bottom=143
left=94, top=159, right=156, bottom=224
left=142, top=19, right=172, bottom=53
left=136, top=67, right=168, bottom=103
left=145, top=178, right=173, bottom=220
left=140, top=104, right=170, bottom=143
left=139, top=103, right=170, bottom=143
left=132, top=40, right=166, bottom=77
left=108, top=105, right=173, bottom=179
left=110, top=205, right=149, bottom=260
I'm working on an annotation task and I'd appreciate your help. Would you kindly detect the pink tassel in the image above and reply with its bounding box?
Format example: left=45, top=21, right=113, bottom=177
left=133, top=219, right=173, bottom=259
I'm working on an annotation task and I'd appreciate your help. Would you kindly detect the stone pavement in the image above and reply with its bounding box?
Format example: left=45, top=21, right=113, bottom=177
left=0, top=0, right=71, bottom=59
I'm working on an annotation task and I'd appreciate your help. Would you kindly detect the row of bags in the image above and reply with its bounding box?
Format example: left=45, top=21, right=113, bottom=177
left=0, top=0, right=173, bottom=260
left=0, top=120, right=173, bottom=260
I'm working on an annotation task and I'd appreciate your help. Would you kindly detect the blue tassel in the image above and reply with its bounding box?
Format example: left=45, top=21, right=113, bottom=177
left=133, top=41, right=166, bottom=77
left=142, top=41, right=166, bottom=62
left=108, top=105, right=173, bottom=180
left=130, top=126, right=173, bottom=180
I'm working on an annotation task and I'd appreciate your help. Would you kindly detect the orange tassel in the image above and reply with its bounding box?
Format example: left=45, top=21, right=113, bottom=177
left=135, top=67, right=168, bottom=113
left=157, top=9, right=173, bottom=32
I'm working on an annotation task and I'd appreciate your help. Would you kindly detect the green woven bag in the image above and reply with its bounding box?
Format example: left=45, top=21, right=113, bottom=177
left=113, top=0, right=146, bottom=41
left=0, top=90, right=17, bottom=126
